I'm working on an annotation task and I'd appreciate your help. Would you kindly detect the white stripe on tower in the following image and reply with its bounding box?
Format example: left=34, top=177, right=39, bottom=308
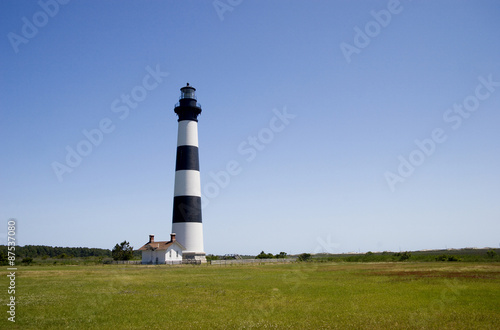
left=177, top=120, right=198, bottom=146
left=174, top=170, right=201, bottom=196
left=171, top=223, right=204, bottom=254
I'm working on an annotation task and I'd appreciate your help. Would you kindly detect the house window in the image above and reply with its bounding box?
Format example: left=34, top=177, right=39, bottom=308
left=176, top=250, right=179, bottom=258
left=169, top=250, right=172, bottom=257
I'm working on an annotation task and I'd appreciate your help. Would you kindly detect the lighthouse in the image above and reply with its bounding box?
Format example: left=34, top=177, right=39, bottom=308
left=171, top=83, right=206, bottom=262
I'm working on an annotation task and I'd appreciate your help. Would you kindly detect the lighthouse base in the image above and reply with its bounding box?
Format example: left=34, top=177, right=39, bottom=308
left=182, top=252, right=207, bottom=264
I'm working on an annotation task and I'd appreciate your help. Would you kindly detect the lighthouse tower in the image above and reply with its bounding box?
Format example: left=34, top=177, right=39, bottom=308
left=171, top=83, right=206, bottom=262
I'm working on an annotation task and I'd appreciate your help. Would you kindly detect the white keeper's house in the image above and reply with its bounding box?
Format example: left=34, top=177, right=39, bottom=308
left=138, top=234, right=185, bottom=264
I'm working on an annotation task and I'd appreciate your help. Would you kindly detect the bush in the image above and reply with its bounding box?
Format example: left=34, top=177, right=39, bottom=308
left=275, top=252, right=287, bottom=259
left=435, top=254, right=461, bottom=262
left=393, top=251, right=411, bottom=261
left=22, top=257, right=34, bottom=265
left=0, top=251, right=8, bottom=266
left=435, top=255, right=447, bottom=261
left=112, top=241, right=134, bottom=261
left=256, top=251, right=274, bottom=259
left=486, top=249, right=497, bottom=258
left=297, top=253, right=312, bottom=262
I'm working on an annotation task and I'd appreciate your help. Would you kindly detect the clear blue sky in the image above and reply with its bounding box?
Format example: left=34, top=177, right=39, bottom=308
left=1, top=0, right=499, bottom=255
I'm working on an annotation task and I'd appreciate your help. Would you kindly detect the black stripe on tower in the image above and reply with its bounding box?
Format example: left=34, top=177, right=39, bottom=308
left=172, top=196, right=202, bottom=223
left=175, top=104, right=201, bottom=122
left=175, top=146, right=200, bottom=171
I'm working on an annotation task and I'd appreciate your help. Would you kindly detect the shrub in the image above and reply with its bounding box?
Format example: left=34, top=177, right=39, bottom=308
left=22, top=257, right=34, bottom=265
left=435, top=254, right=461, bottom=262
left=112, top=241, right=134, bottom=261
left=0, top=251, right=8, bottom=266
left=297, top=253, right=312, bottom=262
left=275, top=252, right=287, bottom=259
left=393, top=252, right=411, bottom=261
left=435, top=255, right=447, bottom=261
left=256, top=251, right=274, bottom=259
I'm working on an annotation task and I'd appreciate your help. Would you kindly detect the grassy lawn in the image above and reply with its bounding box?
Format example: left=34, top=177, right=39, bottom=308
left=2, top=262, right=499, bottom=329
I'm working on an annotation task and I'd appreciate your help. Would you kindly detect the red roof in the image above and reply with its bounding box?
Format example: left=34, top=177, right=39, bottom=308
left=138, top=239, right=185, bottom=251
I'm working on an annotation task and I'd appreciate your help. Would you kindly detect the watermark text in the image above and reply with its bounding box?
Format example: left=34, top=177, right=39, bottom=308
left=6, top=219, right=17, bottom=323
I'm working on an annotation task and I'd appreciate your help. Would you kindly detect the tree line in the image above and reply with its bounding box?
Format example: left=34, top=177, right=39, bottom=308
left=0, top=245, right=111, bottom=259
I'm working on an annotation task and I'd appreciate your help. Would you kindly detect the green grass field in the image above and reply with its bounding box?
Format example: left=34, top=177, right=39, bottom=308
left=2, top=262, right=499, bottom=329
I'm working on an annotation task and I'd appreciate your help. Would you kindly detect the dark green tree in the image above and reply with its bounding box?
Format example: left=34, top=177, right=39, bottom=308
left=435, top=254, right=460, bottom=262
left=112, top=241, right=134, bottom=261
left=486, top=249, right=497, bottom=258
left=0, top=251, right=8, bottom=266
left=256, top=251, right=274, bottom=259
left=297, top=253, right=311, bottom=262
left=394, top=251, right=411, bottom=261
left=275, top=252, right=287, bottom=259
left=22, top=257, right=33, bottom=265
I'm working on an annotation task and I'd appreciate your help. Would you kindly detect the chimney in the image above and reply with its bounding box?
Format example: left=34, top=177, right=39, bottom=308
left=149, top=235, right=154, bottom=243
left=170, top=233, right=176, bottom=242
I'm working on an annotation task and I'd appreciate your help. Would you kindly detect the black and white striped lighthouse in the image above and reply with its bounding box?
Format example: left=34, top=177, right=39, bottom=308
left=171, top=83, right=206, bottom=262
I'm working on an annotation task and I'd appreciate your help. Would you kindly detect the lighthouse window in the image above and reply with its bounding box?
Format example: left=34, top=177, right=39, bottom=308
left=181, top=89, right=196, bottom=100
